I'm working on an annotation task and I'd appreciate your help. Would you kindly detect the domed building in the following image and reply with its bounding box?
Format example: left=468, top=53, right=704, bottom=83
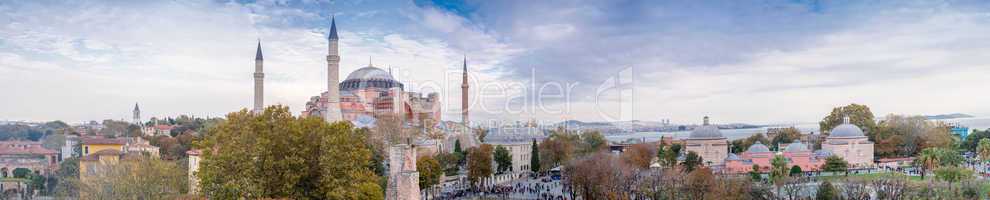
left=725, top=140, right=828, bottom=173
left=821, top=117, right=874, bottom=167
left=302, top=63, right=440, bottom=126
left=684, top=116, right=729, bottom=166
left=299, top=18, right=440, bottom=126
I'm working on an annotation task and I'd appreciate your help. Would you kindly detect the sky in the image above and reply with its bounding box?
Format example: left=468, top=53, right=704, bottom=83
left=1, top=0, right=989, bottom=125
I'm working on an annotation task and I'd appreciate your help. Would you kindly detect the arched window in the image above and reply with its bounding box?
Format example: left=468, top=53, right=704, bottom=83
left=84, top=146, right=89, bottom=155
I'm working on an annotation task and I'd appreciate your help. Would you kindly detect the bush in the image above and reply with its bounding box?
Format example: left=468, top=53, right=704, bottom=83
left=12, top=168, right=32, bottom=178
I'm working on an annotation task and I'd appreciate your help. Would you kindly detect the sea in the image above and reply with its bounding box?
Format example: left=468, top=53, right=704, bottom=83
left=605, top=117, right=990, bottom=143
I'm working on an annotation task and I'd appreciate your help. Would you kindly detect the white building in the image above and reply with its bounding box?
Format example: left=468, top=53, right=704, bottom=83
left=484, top=127, right=546, bottom=173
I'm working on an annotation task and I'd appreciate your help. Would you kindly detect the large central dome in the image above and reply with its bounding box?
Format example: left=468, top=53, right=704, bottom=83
left=340, top=66, right=403, bottom=91
left=688, top=116, right=725, bottom=139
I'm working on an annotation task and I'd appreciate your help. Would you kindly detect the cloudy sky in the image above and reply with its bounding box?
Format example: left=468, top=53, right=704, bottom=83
left=1, top=0, right=989, bottom=125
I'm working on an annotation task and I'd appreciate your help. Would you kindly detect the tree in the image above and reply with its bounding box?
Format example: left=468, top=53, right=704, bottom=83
left=435, top=152, right=460, bottom=176
left=731, top=133, right=769, bottom=153
left=685, top=167, right=715, bottom=200
left=749, top=165, right=762, bottom=182
left=12, top=168, right=31, bottom=178
left=467, top=144, right=494, bottom=186
left=976, top=138, right=990, bottom=162
left=915, top=148, right=940, bottom=180
left=769, top=155, right=789, bottom=183
left=820, top=104, right=876, bottom=135
left=539, top=131, right=579, bottom=168
left=621, top=143, right=656, bottom=169
left=823, top=156, right=848, bottom=174
left=494, top=145, right=513, bottom=174
left=417, top=156, right=442, bottom=190
left=77, top=157, right=188, bottom=199
left=681, top=151, right=702, bottom=172
left=816, top=181, right=837, bottom=200
left=530, top=139, right=540, bottom=173
left=197, top=106, right=382, bottom=199
left=769, top=128, right=801, bottom=151
left=934, top=166, right=973, bottom=184
left=453, top=139, right=462, bottom=155
left=789, top=165, right=802, bottom=176
left=579, top=131, right=607, bottom=155
left=664, top=143, right=682, bottom=167
left=475, top=128, right=489, bottom=143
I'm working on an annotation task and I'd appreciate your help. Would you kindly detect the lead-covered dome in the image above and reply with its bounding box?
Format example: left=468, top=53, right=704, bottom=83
left=829, top=117, right=865, bottom=138
left=746, top=141, right=771, bottom=153
left=784, top=140, right=809, bottom=152
left=689, top=116, right=725, bottom=139
left=340, top=66, right=403, bottom=91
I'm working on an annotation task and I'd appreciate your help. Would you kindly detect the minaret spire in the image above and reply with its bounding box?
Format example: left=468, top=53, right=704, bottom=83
left=253, top=39, right=265, bottom=113
left=461, top=55, right=469, bottom=126
left=324, top=16, right=343, bottom=122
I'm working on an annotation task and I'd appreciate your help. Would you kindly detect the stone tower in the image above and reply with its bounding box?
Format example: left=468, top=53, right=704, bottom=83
left=385, top=144, right=420, bottom=200
left=132, top=103, right=141, bottom=125
left=253, top=40, right=265, bottom=114
left=324, top=16, right=343, bottom=122
left=461, top=56, right=469, bottom=126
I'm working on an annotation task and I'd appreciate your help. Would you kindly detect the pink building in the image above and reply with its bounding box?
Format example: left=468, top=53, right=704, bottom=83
left=725, top=140, right=827, bottom=174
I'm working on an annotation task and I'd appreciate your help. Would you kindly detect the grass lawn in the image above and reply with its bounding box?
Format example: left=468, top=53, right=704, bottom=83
left=817, top=172, right=924, bottom=182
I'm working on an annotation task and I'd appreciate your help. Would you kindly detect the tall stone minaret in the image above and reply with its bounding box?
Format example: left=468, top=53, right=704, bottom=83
left=461, top=56, right=469, bottom=126
left=132, top=103, right=141, bottom=125
left=324, top=16, right=343, bottom=122
left=253, top=40, right=265, bottom=114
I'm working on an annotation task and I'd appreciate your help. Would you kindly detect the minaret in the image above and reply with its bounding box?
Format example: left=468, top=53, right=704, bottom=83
left=132, top=103, right=141, bottom=125
left=253, top=40, right=265, bottom=114
left=324, top=16, right=343, bottom=122
left=461, top=55, right=469, bottom=126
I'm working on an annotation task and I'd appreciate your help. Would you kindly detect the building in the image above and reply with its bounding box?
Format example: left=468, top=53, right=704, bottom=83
left=683, top=116, right=729, bottom=166
left=483, top=127, right=546, bottom=173
left=821, top=117, right=874, bottom=167
left=122, top=137, right=160, bottom=158
left=0, top=141, right=59, bottom=177
left=301, top=17, right=441, bottom=127
left=61, top=134, right=79, bottom=160
left=724, top=140, right=827, bottom=173
left=143, top=124, right=174, bottom=137
left=80, top=137, right=127, bottom=156
left=78, top=148, right=145, bottom=197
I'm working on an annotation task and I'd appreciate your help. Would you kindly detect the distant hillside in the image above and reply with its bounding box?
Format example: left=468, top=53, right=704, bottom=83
left=926, top=113, right=974, bottom=120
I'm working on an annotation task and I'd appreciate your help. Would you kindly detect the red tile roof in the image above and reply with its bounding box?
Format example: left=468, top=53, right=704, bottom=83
left=0, top=141, right=57, bottom=155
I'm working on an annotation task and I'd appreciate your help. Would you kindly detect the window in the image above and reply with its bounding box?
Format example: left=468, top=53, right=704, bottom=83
left=84, top=146, right=89, bottom=155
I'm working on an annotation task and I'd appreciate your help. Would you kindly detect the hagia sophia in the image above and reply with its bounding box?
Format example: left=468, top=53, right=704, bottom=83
left=251, top=17, right=453, bottom=128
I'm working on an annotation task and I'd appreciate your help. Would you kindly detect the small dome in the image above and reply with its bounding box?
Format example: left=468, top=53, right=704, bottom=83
left=746, top=141, right=771, bottom=153
left=829, top=117, right=865, bottom=138
left=689, top=116, right=724, bottom=139
left=784, top=140, right=809, bottom=152
left=726, top=153, right=741, bottom=161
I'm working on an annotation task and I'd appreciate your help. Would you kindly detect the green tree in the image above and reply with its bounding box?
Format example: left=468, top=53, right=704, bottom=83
left=417, top=156, right=442, bottom=190
left=530, top=139, right=541, bottom=173
left=977, top=138, right=990, bottom=163
left=197, top=106, right=382, bottom=199
left=681, top=151, right=702, bottom=172
left=656, top=143, right=668, bottom=166
left=749, top=164, right=762, bottom=182
left=769, top=128, right=801, bottom=151
left=820, top=104, right=877, bottom=137
left=494, top=145, right=513, bottom=173
left=664, top=143, right=682, bottom=167
left=823, top=155, right=848, bottom=175
left=579, top=131, right=607, bottom=155
left=454, top=139, right=462, bottom=155
left=467, top=144, right=494, bottom=186
left=934, top=166, right=973, bottom=184
left=13, top=168, right=31, bottom=178
left=770, top=155, right=789, bottom=183
left=816, top=181, right=837, bottom=200
left=789, top=165, right=802, bottom=176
